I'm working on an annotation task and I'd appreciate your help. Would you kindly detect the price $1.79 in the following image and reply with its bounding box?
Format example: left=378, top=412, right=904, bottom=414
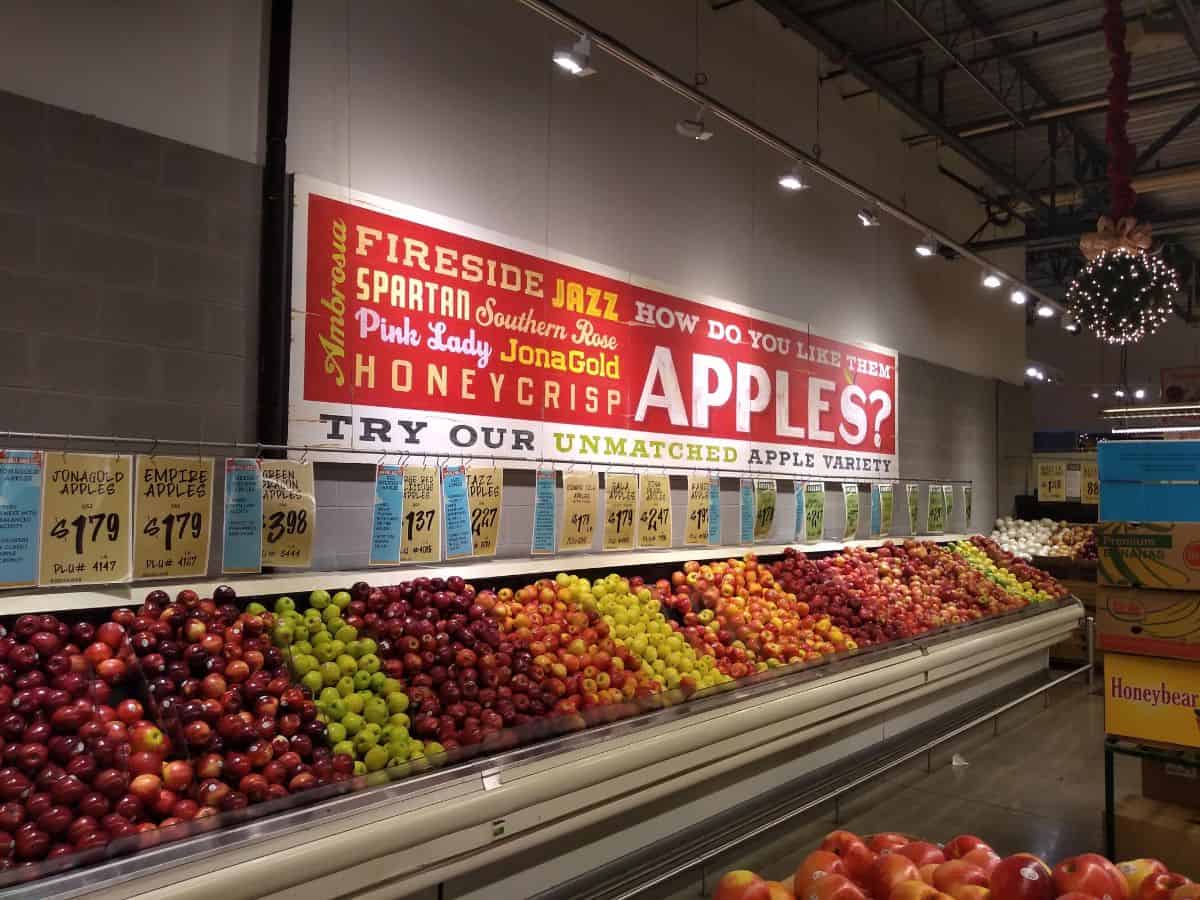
left=50, top=514, right=120, bottom=556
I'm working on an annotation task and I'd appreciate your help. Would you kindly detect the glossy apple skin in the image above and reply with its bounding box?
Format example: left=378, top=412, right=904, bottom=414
left=713, top=870, right=771, bottom=900
left=806, top=874, right=868, bottom=900
left=890, top=881, right=943, bottom=900
left=989, top=854, right=1054, bottom=900
left=868, top=833, right=912, bottom=854
left=1117, top=862, right=1170, bottom=898
left=1052, top=854, right=1129, bottom=900
left=820, top=830, right=876, bottom=885
left=873, top=856, right=923, bottom=900
left=1171, top=884, right=1200, bottom=900
left=961, top=850, right=1001, bottom=878
left=765, top=882, right=796, bottom=900
left=1136, top=874, right=1192, bottom=900
left=934, top=862, right=989, bottom=894
left=794, top=851, right=848, bottom=895
left=945, top=836, right=991, bottom=860
left=898, top=843, right=947, bottom=868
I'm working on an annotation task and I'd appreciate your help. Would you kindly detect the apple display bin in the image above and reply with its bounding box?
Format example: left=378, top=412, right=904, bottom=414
left=5, top=597, right=1081, bottom=900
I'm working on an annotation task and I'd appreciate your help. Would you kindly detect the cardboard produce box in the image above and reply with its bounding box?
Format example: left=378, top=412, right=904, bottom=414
left=1097, top=586, right=1200, bottom=660
left=1143, top=757, right=1200, bottom=810
left=1114, top=793, right=1200, bottom=877
left=1105, top=652, right=1200, bottom=749
left=1097, top=522, right=1200, bottom=590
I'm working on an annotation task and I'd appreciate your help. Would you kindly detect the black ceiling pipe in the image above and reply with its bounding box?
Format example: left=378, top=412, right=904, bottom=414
left=257, top=0, right=294, bottom=452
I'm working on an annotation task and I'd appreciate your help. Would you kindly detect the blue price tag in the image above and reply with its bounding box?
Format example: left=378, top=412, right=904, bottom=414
left=442, top=465, right=474, bottom=559
left=707, top=476, right=721, bottom=545
left=369, top=464, right=404, bottom=566
left=532, top=468, right=557, bottom=554
left=739, top=479, right=754, bottom=544
left=222, top=459, right=262, bottom=574
left=870, top=487, right=881, bottom=537
left=0, top=451, right=43, bottom=588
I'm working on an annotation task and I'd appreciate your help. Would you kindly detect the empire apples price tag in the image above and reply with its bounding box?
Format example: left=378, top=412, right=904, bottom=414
left=401, top=466, right=440, bottom=561
left=0, top=451, right=43, bottom=589
left=803, top=482, right=825, bottom=543
left=926, top=485, right=946, bottom=534
left=560, top=471, right=598, bottom=552
left=842, top=483, right=859, bottom=541
left=603, top=473, right=637, bottom=551
left=1081, top=462, right=1099, bottom=506
left=739, top=478, right=755, bottom=544
left=260, top=460, right=315, bottom=568
left=637, top=474, right=672, bottom=548
left=133, top=456, right=213, bottom=580
left=754, top=479, right=776, bottom=541
left=685, top=475, right=710, bottom=546
left=466, top=467, right=503, bottom=557
left=906, top=484, right=920, bottom=535
left=40, top=453, right=132, bottom=586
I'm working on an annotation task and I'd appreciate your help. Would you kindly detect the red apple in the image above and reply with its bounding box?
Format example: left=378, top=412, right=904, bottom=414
left=989, top=854, right=1053, bottom=900
left=869, top=833, right=912, bottom=854
left=898, top=844, right=947, bottom=868
left=1171, top=884, right=1200, bottom=900
left=128, top=722, right=166, bottom=755
left=948, top=887, right=991, bottom=900
left=1053, top=855, right=1129, bottom=900
left=890, top=882, right=945, bottom=900
left=874, top=855, right=923, bottom=899
left=934, top=862, right=989, bottom=895
left=821, top=830, right=877, bottom=885
left=714, top=870, right=771, bottom=900
left=1118, top=862, right=1169, bottom=898
left=128, top=773, right=161, bottom=804
left=766, top=883, right=796, bottom=900
left=807, top=874, right=868, bottom=900
left=1137, top=874, right=1191, bottom=900
left=161, top=760, right=193, bottom=792
left=945, top=837, right=991, bottom=860
left=796, top=852, right=849, bottom=896
left=961, top=850, right=1001, bottom=878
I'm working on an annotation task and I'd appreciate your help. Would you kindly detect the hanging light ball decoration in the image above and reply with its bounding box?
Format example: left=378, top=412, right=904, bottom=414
left=1065, top=246, right=1178, bottom=345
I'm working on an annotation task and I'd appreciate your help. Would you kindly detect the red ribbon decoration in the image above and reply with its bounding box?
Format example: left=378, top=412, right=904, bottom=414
left=1104, top=0, right=1136, bottom=219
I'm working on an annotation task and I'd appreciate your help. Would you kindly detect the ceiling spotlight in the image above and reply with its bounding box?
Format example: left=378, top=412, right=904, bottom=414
left=1134, top=388, right=1146, bottom=400
left=914, top=235, right=937, bottom=257
left=1036, top=304, right=1055, bottom=318
left=857, top=208, right=880, bottom=228
left=1114, top=388, right=1126, bottom=398
left=1010, top=289, right=1027, bottom=305
left=675, top=106, right=713, bottom=141
left=552, top=35, right=595, bottom=77
left=982, top=272, right=1003, bottom=289
left=1064, top=319, right=1080, bottom=333
left=1025, top=366, right=1041, bottom=379
left=1091, top=391, right=1101, bottom=399
left=778, top=163, right=810, bottom=192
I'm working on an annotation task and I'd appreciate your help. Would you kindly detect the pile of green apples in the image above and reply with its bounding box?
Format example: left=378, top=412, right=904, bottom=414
left=265, top=590, right=431, bottom=773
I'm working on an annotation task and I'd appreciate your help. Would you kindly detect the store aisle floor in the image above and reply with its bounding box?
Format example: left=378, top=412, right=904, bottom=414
left=658, top=674, right=1125, bottom=898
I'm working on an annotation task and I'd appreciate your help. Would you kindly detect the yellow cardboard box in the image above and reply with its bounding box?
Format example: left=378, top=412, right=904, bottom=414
left=1105, top=652, right=1200, bottom=749
left=1097, top=586, right=1200, bottom=661
left=1097, top=521, right=1200, bottom=590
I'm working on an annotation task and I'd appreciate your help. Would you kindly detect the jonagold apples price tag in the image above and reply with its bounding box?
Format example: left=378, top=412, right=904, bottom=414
left=40, top=453, right=132, bottom=586
left=638, top=474, right=672, bottom=548
left=134, top=456, right=213, bottom=580
left=369, top=464, right=404, bottom=566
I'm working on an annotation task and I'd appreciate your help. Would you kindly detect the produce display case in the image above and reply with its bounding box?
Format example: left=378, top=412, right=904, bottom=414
left=0, top=556, right=1081, bottom=900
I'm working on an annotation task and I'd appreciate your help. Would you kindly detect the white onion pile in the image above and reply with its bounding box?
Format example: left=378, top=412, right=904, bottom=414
left=990, top=517, right=1059, bottom=560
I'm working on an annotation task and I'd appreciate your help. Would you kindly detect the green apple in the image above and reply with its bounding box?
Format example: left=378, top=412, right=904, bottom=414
left=245, top=601, right=267, bottom=615
left=309, top=589, right=331, bottom=609
left=387, top=693, right=409, bottom=714
left=293, top=624, right=309, bottom=643
left=369, top=673, right=388, bottom=692
left=358, top=653, right=381, bottom=675
left=322, top=605, right=341, bottom=624
left=333, top=591, right=352, bottom=609
left=336, top=654, right=357, bottom=676
left=364, top=745, right=388, bottom=771
left=326, top=721, right=347, bottom=744
left=363, top=697, right=388, bottom=725
left=292, top=640, right=313, bottom=657
left=324, top=697, right=348, bottom=721
left=335, top=625, right=357, bottom=644
left=336, top=676, right=355, bottom=697
left=344, top=693, right=365, bottom=715
left=359, top=638, right=378, bottom=656
left=353, top=729, right=378, bottom=754
left=311, top=630, right=331, bottom=647
left=345, top=640, right=363, bottom=659
left=318, top=687, right=340, bottom=706
left=272, top=623, right=294, bottom=646
left=341, top=712, right=364, bottom=736
left=388, top=712, right=410, bottom=730
left=332, top=739, right=354, bottom=757
left=423, top=741, right=445, bottom=757
left=383, top=678, right=404, bottom=696
left=327, top=640, right=346, bottom=658
left=304, top=609, right=324, bottom=627
left=312, top=643, right=334, bottom=663
left=353, top=760, right=367, bottom=776
left=320, top=662, right=341, bottom=686
left=291, top=654, right=316, bottom=677
left=301, top=670, right=323, bottom=695
left=275, top=596, right=296, bottom=614
left=353, top=670, right=371, bottom=691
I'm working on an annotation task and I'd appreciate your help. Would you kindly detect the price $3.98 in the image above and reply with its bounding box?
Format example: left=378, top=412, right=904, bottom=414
left=264, top=509, right=309, bottom=544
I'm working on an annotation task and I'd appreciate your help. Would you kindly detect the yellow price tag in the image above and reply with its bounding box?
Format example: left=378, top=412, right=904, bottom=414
left=1082, top=462, right=1100, bottom=505
left=400, top=467, right=440, bottom=561
left=466, top=467, right=503, bottom=557
left=40, top=453, right=132, bottom=586
left=753, top=479, right=776, bottom=541
left=1037, top=461, right=1067, bottom=502
left=134, top=456, right=213, bottom=580
left=638, top=475, right=672, bottom=548
left=603, top=474, right=637, bottom=551
left=685, top=475, right=710, bottom=546
left=260, top=461, right=315, bottom=568
left=561, top=472, right=598, bottom=551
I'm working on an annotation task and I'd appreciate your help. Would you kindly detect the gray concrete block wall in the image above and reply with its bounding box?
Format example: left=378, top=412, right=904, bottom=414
left=0, top=88, right=261, bottom=444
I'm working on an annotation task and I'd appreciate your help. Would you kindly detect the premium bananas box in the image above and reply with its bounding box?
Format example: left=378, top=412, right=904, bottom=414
left=1097, top=521, right=1200, bottom=591
left=1098, top=586, right=1200, bottom=660
left=1105, top=652, right=1200, bottom=750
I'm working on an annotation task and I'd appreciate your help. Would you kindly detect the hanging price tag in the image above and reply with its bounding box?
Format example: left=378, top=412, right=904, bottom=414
left=943, top=485, right=955, bottom=530
left=260, top=461, right=315, bottom=568
left=1037, top=461, right=1066, bottom=502
left=603, top=473, right=637, bottom=551
left=637, top=474, right=672, bottom=548
left=1081, top=462, right=1099, bottom=506
left=442, top=465, right=473, bottom=560
left=879, top=483, right=894, bottom=537
left=40, top=453, right=132, bottom=586
left=964, top=484, right=973, bottom=526
left=869, top=485, right=881, bottom=537
left=134, top=456, right=213, bottom=580
left=561, top=471, right=598, bottom=552
left=804, top=482, right=825, bottom=543
left=707, top=476, right=722, bottom=545
left=531, top=468, right=557, bottom=555
left=222, top=459, right=262, bottom=574
left=401, top=466, right=440, bottom=561
left=466, top=467, right=502, bottom=557
left=754, top=479, right=776, bottom=541
left=842, top=483, right=860, bottom=541
left=369, top=464, right=404, bottom=566
left=739, top=479, right=755, bottom=544
left=685, top=475, right=710, bottom=546
left=906, top=483, right=920, bottom=534
left=926, top=485, right=946, bottom=534
left=0, top=451, right=43, bottom=589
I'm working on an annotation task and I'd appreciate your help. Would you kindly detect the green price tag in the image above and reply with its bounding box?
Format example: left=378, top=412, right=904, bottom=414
left=880, top=484, right=894, bottom=537
left=906, top=484, right=919, bottom=534
left=842, top=483, right=859, bottom=541
left=804, top=482, right=825, bottom=542
left=927, top=486, right=945, bottom=534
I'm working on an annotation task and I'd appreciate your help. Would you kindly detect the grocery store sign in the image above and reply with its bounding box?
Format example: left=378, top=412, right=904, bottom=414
left=289, top=177, right=898, bottom=478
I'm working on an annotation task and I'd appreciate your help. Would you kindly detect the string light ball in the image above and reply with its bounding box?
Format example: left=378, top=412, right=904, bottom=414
left=1065, top=247, right=1178, bottom=345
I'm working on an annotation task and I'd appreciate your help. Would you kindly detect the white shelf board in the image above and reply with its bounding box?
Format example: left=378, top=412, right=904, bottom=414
left=2, top=534, right=978, bottom=615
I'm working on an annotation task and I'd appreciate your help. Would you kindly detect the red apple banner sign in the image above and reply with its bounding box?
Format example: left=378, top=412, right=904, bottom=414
left=289, top=177, right=898, bottom=478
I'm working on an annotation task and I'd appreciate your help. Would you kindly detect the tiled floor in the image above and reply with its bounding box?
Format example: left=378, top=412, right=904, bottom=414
left=659, top=676, right=1134, bottom=898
